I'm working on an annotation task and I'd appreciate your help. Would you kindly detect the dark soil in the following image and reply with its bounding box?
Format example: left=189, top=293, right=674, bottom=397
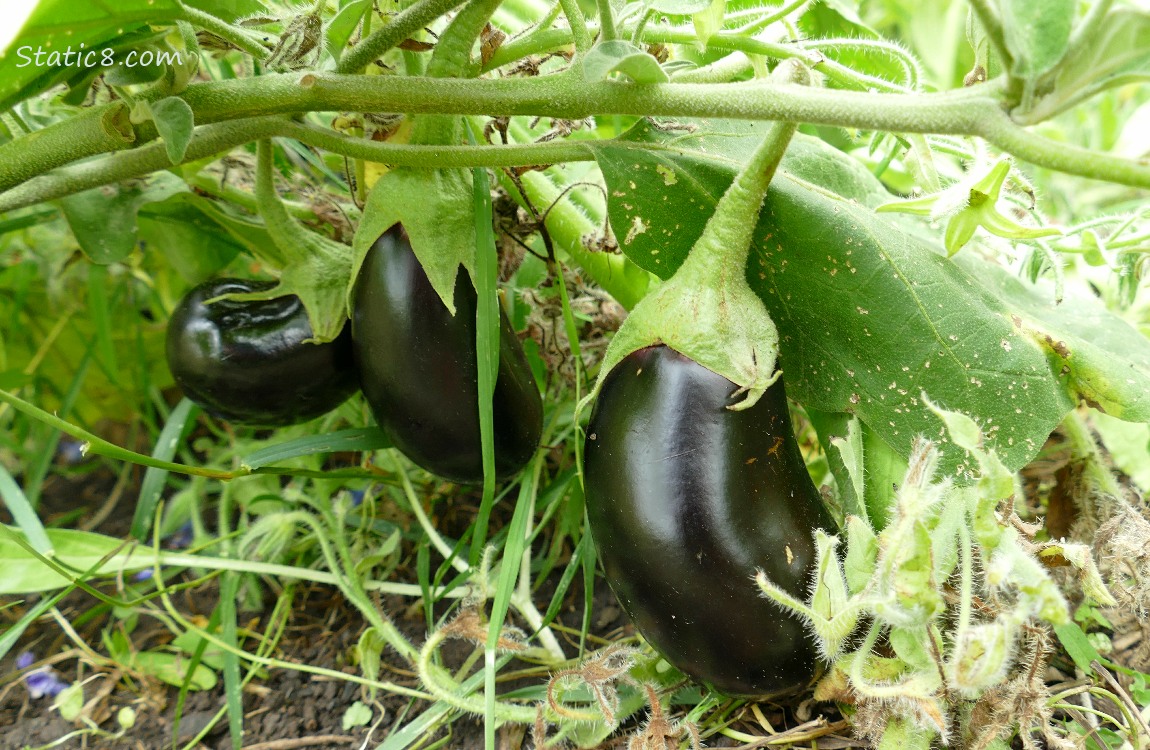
left=0, top=465, right=641, bottom=750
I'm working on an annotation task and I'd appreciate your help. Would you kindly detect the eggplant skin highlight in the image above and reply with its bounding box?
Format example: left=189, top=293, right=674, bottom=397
left=166, top=278, right=357, bottom=427
left=583, top=344, right=832, bottom=697
left=351, top=224, right=543, bottom=484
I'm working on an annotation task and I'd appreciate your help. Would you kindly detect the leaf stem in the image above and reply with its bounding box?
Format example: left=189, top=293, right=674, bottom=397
left=178, top=1, right=270, bottom=61
left=338, top=0, right=468, bottom=73
left=558, top=0, right=592, bottom=55
left=596, top=0, right=618, bottom=42
left=965, top=0, right=1012, bottom=73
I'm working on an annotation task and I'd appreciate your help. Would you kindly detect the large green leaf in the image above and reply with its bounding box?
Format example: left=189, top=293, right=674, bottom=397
left=591, top=121, right=1150, bottom=474
left=137, top=192, right=244, bottom=284
left=0, top=526, right=149, bottom=594
left=60, top=171, right=187, bottom=264
left=0, top=0, right=263, bottom=111
left=0, top=3, right=173, bottom=111
left=1028, top=8, right=1150, bottom=121
left=1000, top=0, right=1074, bottom=80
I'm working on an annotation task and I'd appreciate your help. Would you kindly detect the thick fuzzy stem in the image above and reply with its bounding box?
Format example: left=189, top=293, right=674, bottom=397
left=683, top=59, right=809, bottom=285
left=338, top=0, right=468, bottom=73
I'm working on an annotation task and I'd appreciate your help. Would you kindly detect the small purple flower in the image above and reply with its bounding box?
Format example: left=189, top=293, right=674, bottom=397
left=56, top=440, right=87, bottom=466
left=133, top=568, right=155, bottom=582
left=166, top=521, right=194, bottom=550
left=16, top=652, right=69, bottom=699
left=348, top=489, right=366, bottom=507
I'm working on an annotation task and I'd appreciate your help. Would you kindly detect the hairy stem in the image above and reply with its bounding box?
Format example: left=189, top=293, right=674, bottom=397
left=686, top=60, right=806, bottom=279
left=4, top=72, right=1150, bottom=196
left=338, top=0, right=468, bottom=73
left=179, top=2, right=269, bottom=60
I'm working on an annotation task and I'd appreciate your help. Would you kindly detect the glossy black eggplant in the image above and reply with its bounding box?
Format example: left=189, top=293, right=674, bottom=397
left=351, top=225, right=543, bottom=483
left=166, top=278, right=358, bottom=426
left=583, top=345, right=832, bottom=697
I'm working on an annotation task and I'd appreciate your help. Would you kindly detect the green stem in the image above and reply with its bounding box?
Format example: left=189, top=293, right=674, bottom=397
left=0, top=103, right=136, bottom=194
left=157, top=581, right=429, bottom=697
left=670, top=51, right=752, bottom=83
left=6, top=71, right=1150, bottom=194
left=417, top=630, right=600, bottom=723
left=178, top=1, right=270, bottom=61
left=630, top=8, right=656, bottom=45
left=0, top=117, right=598, bottom=213
left=416, top=0, right=509, bottom=145
left=158, top=551, right=468, bottom=598
left=184, top=171, right=328, bottom=222
left=338, top=0, right=468, bottom=73
left=289, top=510, right=420, bottom=662
left=597, top=0, right=617, bottom=42
left=558, top=0, right=592, bottom=55
left=684, top=60, right=806, bottom=279
left=966, top=0, right=1012, bottom=73
left=427, top=0, right=507, bottom=78
left=729, top=0, right=811, bottom=35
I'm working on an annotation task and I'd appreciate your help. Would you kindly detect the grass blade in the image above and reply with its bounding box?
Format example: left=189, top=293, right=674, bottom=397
left=130, top=398, right=199, bottom=540
left=0, top=462, right=51, bottom=554
left=467, top=121, right=501, bottom=568
left=241, top=427, right=391, bottom=470
left=219, top=572, right=244, bottom=750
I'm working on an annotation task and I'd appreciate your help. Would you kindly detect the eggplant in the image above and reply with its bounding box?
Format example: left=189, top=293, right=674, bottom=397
left=351, top=224, right=543, bottom=483
left=583, top=345, right=832, bottom=697
left=165, top=278, right=357, bottom=426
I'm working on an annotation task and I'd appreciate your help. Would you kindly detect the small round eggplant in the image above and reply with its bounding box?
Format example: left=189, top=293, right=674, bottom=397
left=583, top=345, right=832, bottom=697
left=166, top=278, right=358, bottom=426
left=351, top=225, right=543, bottom=483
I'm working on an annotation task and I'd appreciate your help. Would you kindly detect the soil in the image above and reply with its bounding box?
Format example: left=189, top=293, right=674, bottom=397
left=0, top=465, right=653, bottom=750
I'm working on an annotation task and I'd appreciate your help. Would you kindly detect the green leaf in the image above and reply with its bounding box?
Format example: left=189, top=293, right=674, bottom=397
left=969, top=254, right=1150, bottom=422
left=131, top=398, right=199, bottom=540
left=1030, top=8, right=1150, bottom=121
left=582, top=40, right=669, bottom=83
left=240, top=428, right=391, bottom=470
left=0, top=526, right=148, bottom=594
left=0, top=1, right=181, bottom=111
left=327, top=0, right=373, bottom=61
left=1054, top=621, right=1103, bottom=675
left=1000, top=0, right=1074, bottom=79
left=592, top=118, right=1150, bottom=475
left=342, top=701, right=374, bottom=729
left=353, top=167, right=476, bottom=314
left=136, top=193, right=244, bottom=284
left=0, top=463, right=51, bottom=555
left=60, top=172, right=187, bottom=264
left=133, top=650, right=218, bottom=690
left=147, top=96, right=196, bottom=164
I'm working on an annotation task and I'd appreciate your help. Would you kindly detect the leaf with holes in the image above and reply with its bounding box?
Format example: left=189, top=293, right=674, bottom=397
left=591, top=119, right=1150, bottom=475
